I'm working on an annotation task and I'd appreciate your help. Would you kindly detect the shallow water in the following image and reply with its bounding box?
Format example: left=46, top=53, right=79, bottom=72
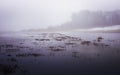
left=0, top=32, right=120, bottom=75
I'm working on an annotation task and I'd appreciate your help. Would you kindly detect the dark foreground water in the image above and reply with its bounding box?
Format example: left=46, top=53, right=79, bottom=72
left=0, top=32, right=120, bottom=75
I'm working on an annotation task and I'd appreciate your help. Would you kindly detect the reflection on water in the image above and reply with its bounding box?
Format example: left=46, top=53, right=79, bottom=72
left=0, top=32, right=120, bottom=75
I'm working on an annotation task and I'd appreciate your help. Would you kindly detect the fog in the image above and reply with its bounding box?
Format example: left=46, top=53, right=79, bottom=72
left=0, top=0, right=120, bottom=31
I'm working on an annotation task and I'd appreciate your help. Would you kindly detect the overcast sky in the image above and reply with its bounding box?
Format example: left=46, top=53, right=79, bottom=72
left=0, top=0, right=120, bottom=31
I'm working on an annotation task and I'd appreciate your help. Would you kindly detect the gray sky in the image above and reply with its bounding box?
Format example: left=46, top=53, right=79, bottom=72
left=0, top=0, right=120, bottom=31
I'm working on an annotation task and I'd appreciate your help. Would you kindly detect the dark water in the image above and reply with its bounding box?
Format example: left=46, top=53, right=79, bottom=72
left=0, top=32, right=120, bottom=75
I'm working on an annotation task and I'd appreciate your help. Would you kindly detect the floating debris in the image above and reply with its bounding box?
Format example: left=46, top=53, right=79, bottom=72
left=0, top=44, right=13, bottom=48
left=54, top=37, right=67, bottom=41
left=65, top=42, right=76, bottom=45
left=35, top=39, right=50, bottom=41
left=81, top=41, right=91, bottom=46
left=16, top=53, right=45, bottom=57
left=49, top=46, right=66, bottom=52
left=6, top=49, right=20, bottom=53
left=97, top=36, right=104, bottom=42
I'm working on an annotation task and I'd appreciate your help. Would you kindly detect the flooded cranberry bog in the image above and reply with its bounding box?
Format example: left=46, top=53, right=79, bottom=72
left=0, top=32, right=120, bottom=75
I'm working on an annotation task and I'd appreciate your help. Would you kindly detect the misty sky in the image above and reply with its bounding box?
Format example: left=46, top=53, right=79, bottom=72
left=0, top=0, right=120, bottom=31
